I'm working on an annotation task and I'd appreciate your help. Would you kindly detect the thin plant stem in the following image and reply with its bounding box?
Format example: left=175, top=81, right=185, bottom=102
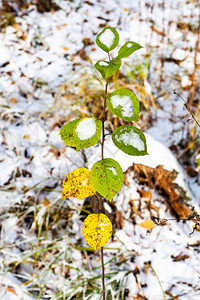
left=99, top=78, right=109, bottom=300
left=173, top=90, right=200, bottom=128
left=99, top=54, right=110, bottom=299
left=147, top=262, right=166, bottom=300
left=101, top=78, right=109, bottom=160
left=101, top=247, right=105, bottom=300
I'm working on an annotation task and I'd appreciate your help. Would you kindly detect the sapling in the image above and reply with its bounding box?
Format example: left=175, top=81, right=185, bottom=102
left=59, top=26, right=147, bottom=299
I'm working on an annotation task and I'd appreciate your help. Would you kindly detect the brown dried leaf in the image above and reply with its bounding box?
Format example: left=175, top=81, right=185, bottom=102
left=172, top=253, right=190, bottom=262
left=130, top=164, right=192, bottom=219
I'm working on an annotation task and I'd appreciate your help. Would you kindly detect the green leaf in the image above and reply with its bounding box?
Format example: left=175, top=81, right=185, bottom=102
left=73, top=117, right=102, bottom=150
left=116, top=41, right=142, bottom=59
left=94, top=59, right=121, bottom=79
left=96, top=27, right=119, bottom=53
left=107, top=88, right=140, bottom=121
left=112, top=125, right=148, bottom=156
left=59, top=119, right=79, bottom=147
left=91, top=158, right=124, bottom=201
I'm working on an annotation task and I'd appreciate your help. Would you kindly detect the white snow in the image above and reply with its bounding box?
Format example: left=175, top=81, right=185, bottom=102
left=75, top=118, right=96, bottom=140
left=172, top=48, right=187, bottom=61
left=116, top=131, right=145, bottom=151
left=99, top=61, right=109, bottom=66
left=1, top=217, right=18, bottom=244
left=0, top=273, right=31, bottom=300
left=126, top=42, right=133, bottom=48
left=144, top=79, right=152, bottom=95
left=99, top=28, right=115, bottom=48
left=181, top=75, right=192, bottom=89
left=0, top=0, right=200, bottom=299
left=110, top=95, right=133, bottom=117
left=81, top=178, right=88, bottom=185
left=108, top=167, right=117, bottom=175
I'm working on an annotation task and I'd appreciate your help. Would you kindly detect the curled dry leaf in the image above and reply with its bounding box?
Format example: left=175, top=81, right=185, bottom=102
left=82, top=213, right=112, bottom=250
left=62, top=168, right=95, bottom=199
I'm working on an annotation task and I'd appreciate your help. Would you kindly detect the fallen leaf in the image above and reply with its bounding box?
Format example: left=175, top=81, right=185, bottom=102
left=139, top=219, right=154, bottom=230
left=130, top=164, right=192, bottom=219
left=172, top=253, right=190, bottom=262
left=23, top=134, right=30, bottom=139
left=7, top=287, right=18, bottom=296
left=43, top=197, right=50, bottom=207
left=137, top=189, right=152, bottom=200
left=13, top=23, right=26, bottom=40
left=9, top=97, right=17, bottom=104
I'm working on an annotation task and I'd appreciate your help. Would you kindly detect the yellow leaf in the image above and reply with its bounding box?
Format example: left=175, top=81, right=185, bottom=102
left=23, top=134, right=30, bottom=139
left=9, top=97, right=17, bottom=104
left=82, top=213, right=112, bottom=250
left=13, top=23, right=26, bottom=40
left=61, top=168, right=95, bottom=199
left=188, top=141, right=194, bottom=150
left=139, top=219, right=154, bottom=230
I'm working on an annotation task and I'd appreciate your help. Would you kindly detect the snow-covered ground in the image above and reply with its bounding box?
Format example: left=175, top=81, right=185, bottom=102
left=0, top=0, right=200, bottom=299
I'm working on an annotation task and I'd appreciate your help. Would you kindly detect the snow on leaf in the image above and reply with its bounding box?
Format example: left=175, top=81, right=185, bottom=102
left=94, top=59, right=121, bottom=79
left=112, top=125, right=148, bottom=156
left=107, top=88, right=140, bottom=121
left=116, top=41, right=142, bottom=59
left=61, top=168, right=95, bottom=199
left=73, top=117, right=102, bottom=150
left=82, top=213, right=112, bottom=250
left=139, top=219, right=154, bottom=230
left=59, top=119, right=80, bottom=147
left=75, top=118, right=96, bottom=140
left=91, top=158, right=124, bottom=201
left=96, top=27, right=119, bottom=53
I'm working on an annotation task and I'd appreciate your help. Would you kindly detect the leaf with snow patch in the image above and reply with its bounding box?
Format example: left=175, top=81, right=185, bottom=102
left=139, top=219, right=154, bottom=230
left=61, top=168, right=95, bottom=199
left=94, top=59, right=121, bottom=79
left=59, top=119, right=79, bottom=147
left=96, top=27, right=119, bottom=53
left=73, top=117, right=102, bottom=150
left=91, top=158, right=123, bottom=201
left=112, top=125, right=147, bottom=156
left=116, top=41, right=142, bottom=59
left=107, top=88, right=140, bottom=121
left=82, top=213, right=112, bottom=250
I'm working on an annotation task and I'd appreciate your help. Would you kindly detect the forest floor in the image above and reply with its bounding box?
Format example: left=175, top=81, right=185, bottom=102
left=0, top=0, right=200, bottom=299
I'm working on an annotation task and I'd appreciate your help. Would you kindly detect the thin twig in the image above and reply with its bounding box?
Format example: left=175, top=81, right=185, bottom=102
left=101, top=247, right=105, bottom=299
left=96, top=192, right=102, bottom=213
left=173, top=90, right=200, bottom=128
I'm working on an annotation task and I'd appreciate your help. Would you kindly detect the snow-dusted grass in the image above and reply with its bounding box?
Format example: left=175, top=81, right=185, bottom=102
left=0, top=0, right=200, bottom=299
